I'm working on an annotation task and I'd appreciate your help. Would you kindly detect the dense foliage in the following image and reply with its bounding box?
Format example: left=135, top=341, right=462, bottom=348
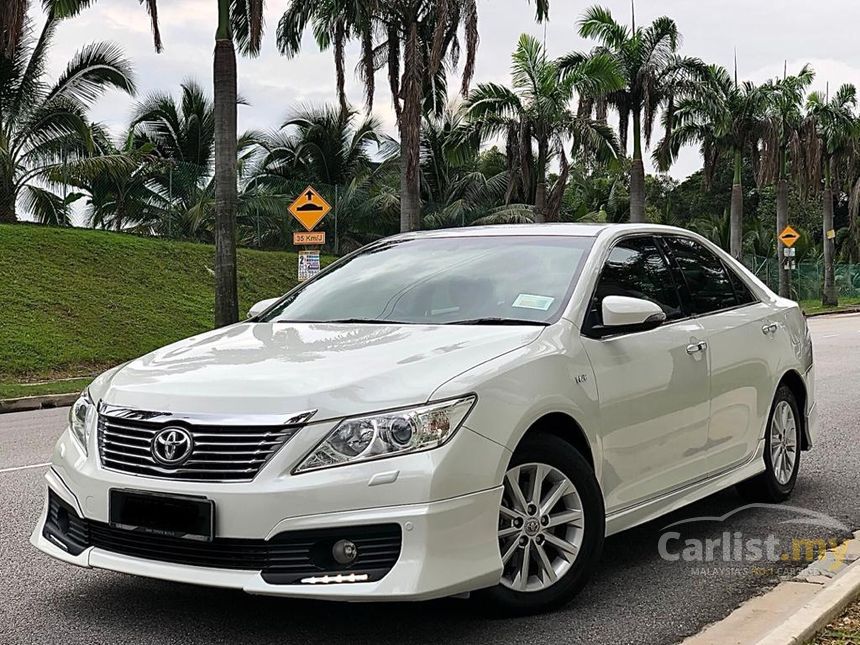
left=4, top=2, right=860, bottom=305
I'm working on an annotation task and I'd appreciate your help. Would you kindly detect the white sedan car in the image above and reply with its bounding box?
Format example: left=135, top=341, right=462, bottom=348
left=32, top=224, right=815, bottom=614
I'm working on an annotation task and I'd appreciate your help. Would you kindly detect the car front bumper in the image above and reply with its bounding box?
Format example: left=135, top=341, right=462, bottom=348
left=31, top=422, right=509, bottom=601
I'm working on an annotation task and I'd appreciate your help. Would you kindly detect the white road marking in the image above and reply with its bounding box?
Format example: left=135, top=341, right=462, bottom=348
left=822, top=334, right=839, bottom=338
left=0, top=462, right=50, bottom=474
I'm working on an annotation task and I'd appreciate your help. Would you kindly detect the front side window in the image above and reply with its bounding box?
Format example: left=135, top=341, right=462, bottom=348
left=261, top=236, right=594, bottom=325
left=588, top=236, right=684, bottom=327
left=663, top=237, right=738, bottom=314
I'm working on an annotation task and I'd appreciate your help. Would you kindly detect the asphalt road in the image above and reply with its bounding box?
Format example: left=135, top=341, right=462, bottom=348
left=2, top=314, right=859, bottom=645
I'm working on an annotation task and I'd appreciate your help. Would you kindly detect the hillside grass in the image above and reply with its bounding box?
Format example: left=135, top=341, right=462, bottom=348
left=0, top=223, right=320, bottom=382
left=800, top=297, right=860, bottom=316
left=0, top=377, right=93, bottom=400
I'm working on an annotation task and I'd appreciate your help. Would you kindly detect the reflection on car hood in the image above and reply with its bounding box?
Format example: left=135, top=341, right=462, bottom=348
left=99, top=322, right=544, bottom=420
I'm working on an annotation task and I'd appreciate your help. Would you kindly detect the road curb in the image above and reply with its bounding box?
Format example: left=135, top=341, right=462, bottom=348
left=683, top=534, right=860, bottom=645
left=757, top=555, right=860, bottom=645
left=0, top=393, right=78, bottom=414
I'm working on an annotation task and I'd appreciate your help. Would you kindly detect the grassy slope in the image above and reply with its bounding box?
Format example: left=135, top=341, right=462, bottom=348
left=0, top=224, right=311, bottom=382
left=0, top=377, right=93, bottom=399
left=800, top=297, right=860, bottom=315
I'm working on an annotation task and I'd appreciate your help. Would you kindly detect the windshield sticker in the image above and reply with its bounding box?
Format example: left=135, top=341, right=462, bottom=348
left=512, top=294, right=555, bottom=311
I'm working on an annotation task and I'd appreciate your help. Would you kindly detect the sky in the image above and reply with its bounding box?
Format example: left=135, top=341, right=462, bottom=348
left=33, top=0, right=860, bottom=181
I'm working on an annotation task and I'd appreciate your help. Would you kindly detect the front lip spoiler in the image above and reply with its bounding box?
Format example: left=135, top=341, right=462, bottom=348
left=32, top=466, right=506, bottom=601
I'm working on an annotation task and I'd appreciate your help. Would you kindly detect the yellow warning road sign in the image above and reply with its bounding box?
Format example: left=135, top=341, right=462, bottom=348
left=289, top=186, right=331, bottom=231
left=779, top=226, right=800, bottom=248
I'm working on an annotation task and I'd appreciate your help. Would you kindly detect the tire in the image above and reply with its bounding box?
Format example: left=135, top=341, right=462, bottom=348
left=736, top=385, right=802, bottom=503
left=474, top=433, right=605, bottom=615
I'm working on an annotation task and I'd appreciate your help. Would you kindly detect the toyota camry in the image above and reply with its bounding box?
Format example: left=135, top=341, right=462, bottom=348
left=32, top=224, right=816, bottom=614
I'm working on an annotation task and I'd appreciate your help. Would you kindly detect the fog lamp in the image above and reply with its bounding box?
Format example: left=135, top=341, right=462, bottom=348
left=332, top=539, right=358, bottom=564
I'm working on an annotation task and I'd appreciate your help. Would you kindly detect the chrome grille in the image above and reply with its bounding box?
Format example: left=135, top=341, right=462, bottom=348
left=97, top=407, right=312, bottom=482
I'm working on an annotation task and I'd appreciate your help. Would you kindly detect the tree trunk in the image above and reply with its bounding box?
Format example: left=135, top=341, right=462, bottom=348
left=533, top=138, right=548, bottom=223
left=0, top=178, right=16, bottom=223
left=776, top=177, right=791, bottom=298
left=399, top=146, right=421, bottom=232
left=629, top=111, right=645, bottom=223
left=399, top=22, right=422, bottom=233
left=545, top=149, right=570, bottom=223
left=534, top=183, right=546, bottom=223
left=213, top=31, right=239, bottom=326
left=729, top=149, right=743, bottom=261
left=822, top=166, right=838, bottom=306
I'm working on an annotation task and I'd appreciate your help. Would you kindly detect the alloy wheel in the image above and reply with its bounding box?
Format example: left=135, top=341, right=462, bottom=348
left=498, top=462, right=585, bottom=592
left=770, top=400, right=798, bottom=485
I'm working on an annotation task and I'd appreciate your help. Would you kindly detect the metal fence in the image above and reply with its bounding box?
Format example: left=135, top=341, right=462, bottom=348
left=746, top=256, right=860, bottom=301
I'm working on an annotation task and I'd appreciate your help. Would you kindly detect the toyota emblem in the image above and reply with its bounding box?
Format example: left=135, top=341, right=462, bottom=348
left=151, top=427, right=194, bottom=466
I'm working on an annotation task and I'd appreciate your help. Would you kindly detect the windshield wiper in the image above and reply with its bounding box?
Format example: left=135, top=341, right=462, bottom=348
left=445, top=317, right=550, bottom=326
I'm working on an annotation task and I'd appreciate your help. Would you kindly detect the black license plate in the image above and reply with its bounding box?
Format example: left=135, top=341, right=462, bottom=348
left=109, top=489, right=214, bottom=542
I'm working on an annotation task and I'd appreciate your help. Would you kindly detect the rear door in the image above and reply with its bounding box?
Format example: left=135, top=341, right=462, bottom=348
left=581, top=236, right=711, bottom=514
left=660, top=236, right=779, bottom=474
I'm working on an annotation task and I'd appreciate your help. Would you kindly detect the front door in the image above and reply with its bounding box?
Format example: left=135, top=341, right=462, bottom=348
left=581, top=236, right=711, bottom=514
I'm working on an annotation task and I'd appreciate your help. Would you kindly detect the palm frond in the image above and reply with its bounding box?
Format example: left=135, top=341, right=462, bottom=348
left=45, top=41, right=136, bottom=105
left=578, top=6, right=628, bottom=49
left=19, top=183, right=72, bottom=225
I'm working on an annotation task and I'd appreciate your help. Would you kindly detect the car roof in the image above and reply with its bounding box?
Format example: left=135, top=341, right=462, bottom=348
left=386, top=223, right=695, bottom=240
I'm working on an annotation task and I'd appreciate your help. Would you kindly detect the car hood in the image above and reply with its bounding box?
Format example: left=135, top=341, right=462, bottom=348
left=98, top=322, right=543, bottom=421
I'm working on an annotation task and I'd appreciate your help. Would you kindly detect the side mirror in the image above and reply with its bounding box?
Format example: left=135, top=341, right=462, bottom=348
left=247, top=297, right=280, bottom=319
left=593, top=295, right=666, bottom=337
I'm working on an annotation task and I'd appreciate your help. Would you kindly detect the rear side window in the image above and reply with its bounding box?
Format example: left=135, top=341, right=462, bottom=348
left=726, top=266, right=757, bottom=305
left=588, top=236, right=685, bottom=326
left=662, top=237, right=738, bottom=314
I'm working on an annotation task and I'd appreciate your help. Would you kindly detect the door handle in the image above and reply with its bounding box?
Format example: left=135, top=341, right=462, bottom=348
left=762, top=322, right=778, bottom=335
left=686, top=341, right=708, bottom=355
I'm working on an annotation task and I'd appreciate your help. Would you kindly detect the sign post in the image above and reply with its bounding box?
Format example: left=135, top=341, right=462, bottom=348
left=288, top=186, right=331, bottom=281
left=778, top=226, right=800, bottom=290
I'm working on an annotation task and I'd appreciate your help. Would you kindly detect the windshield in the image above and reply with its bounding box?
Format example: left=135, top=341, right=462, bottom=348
left=260, top=235, right=594, bottom=325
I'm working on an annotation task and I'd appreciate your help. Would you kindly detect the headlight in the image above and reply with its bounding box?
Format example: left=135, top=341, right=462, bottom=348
left=69, top=391, right=96, bottom=455
left=295, top=395, right=476, bottom=473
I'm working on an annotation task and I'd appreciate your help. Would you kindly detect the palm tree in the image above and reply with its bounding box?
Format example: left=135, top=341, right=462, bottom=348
left=59, top=127, right=163, bottom=230
left=417, top=106, right=536, bottom=227
left=657, top=64, right=769, bottom=260
left=125, top=81, right=281, bottom=245
left=212, top=0, right=264, bottom=325
left=466, top=34, right=621, bottom=223
left=50, top=0, right=258, bottom=324
left=256, top=105, right=381, bottom=187
left=760, top=64, right=815, bottom=297
left=131, top=80, right=216, bottom=212
left=802, top=84, right=858, bottom=306
left=277, top=1, right=550, bottom=234
left=0, top=11, right=136, bottom=223
left=2, top=1, right=160, bottom=58
left=577, top=5, right=703, bottom=223
left=276, top=1, right=376, bottom=115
